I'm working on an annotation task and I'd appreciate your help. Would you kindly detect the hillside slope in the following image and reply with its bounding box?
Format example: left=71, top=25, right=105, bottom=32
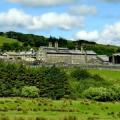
left=0, top=36, right=21, bottom=46
left=0, top=31, right=120, bottom=55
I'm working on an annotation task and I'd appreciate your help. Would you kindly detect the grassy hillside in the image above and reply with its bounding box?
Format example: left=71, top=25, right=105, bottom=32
left=66, top=68, right=120, bottom=84
left=1, top=31, right=120, bottom=55
left=0, top=36, right=21, bottom=46
left=88, top=69, right=120, bottom=85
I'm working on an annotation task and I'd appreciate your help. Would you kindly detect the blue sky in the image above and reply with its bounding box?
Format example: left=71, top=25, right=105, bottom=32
left=0, top=0, right=120, bottom=45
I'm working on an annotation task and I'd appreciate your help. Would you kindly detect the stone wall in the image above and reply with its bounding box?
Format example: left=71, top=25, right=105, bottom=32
left=46, top=54, right=92, bottom=64
left=46, top=54, right=71, bottom=64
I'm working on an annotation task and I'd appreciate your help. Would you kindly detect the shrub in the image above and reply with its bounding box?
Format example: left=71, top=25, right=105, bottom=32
left=21, top=86, right=39, bottom=98
left=70, top=76, right=110, bottom=99
left=83, top=87, right=114, bottom=101
left=111, top=84, right=120, bottom=100
left=71, top=68, right=91, bottom=80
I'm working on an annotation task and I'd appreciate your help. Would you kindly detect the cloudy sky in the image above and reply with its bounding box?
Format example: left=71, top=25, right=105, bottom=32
left=0, top=0, right=120, bottom=45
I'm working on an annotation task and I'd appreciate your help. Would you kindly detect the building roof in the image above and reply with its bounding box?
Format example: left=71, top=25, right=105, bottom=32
left=113, top=53, right=120, bottom=56
left=97, top=55, right=109, bottom=62
left=41, top=47, right=96, bottom=55
left=18, top=51, right=37, bottom=56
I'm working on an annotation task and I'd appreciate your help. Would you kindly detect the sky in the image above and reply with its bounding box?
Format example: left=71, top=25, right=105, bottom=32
left=0, top=0, right=120, bottom=45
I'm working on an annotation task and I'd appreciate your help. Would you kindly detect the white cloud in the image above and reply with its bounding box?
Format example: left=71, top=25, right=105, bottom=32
left=0, top=8, right=84, bottom=32
left=8, top=0, right=75, bottom=7
left=99, top=22, right=120, bottom=45
left=69, top=5, right=98, bottom=16
left=75, top=22, right=120, bottom=45
left=0, top=8, right=32, bottom=28
left=29, top=12, right=84, bottom=31
left=75, top=31, right=99, bottom=41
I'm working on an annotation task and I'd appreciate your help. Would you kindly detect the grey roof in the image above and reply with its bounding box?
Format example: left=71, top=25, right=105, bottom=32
left=113, top=53, right=120, bottom=56
left=86, top=51, right=96, bottom=55
left=41, top=47, right=96, bottom=55
left=17, top=51, right=37, bottom=56
left=97, top=55, right=109, bottom=62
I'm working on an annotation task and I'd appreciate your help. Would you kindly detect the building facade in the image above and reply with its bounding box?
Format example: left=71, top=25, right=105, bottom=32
left=36, top=42, right=100, bottom=65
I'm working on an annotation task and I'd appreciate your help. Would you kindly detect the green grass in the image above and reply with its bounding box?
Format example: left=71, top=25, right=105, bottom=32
left=0, top=36, right=21, bottom=46
left=88, top=69, right=120, bottom=85
left=65, top=67, right=120, bottom=85
left=0, top=97, right=120, bottom=120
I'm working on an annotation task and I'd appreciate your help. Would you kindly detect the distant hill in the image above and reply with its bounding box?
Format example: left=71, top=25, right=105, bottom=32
left=0, top=36, right=21, bottom=46
left=0, top=31, right=120, bottom=55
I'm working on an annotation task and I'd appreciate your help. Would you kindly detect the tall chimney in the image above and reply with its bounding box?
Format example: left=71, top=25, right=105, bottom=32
left=81, top=46, right=84, bottom=54
left=55, top=41, right=58, bottom=49
left=49, top=42, right=52, bottom=47
left=75, top=45, right=78, bottom=50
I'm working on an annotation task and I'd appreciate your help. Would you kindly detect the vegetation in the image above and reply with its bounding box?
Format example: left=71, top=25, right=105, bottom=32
left=82, top=86, right=120, bottom=101
left=0, top=60, right=70, bottom=99
left=0, top=31, right=120, bottom=55
left=0, top=97, right=119, bottom=120
left=0, top=36, right=23, bottom=51
left=0, top=60, right=120, bottom=101
left=0, top=36, right=21, bottom=46
left=69, top=68, right=111, bottom=99
left=71, top=68, right=91, bottom=80
left=21, top=86, right=39, bottom=98
left=0, top=60, right=120, bottom=119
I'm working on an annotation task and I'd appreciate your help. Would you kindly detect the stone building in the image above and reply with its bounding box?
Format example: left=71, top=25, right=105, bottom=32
left=109, top=53, right=120, bottom=64
left=0, top=49, right=36, bottom=62
left=0, top=42, right=105, bottom=65
left=36, top=42, right=100, bottom=64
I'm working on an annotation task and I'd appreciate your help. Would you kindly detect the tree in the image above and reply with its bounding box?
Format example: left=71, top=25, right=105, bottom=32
left=1, top=43, right=11, bottom=51
left=40, top=66, right=70, bottom=99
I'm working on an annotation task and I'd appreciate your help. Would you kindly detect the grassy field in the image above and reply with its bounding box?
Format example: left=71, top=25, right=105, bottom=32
left=0, top=97, right=120, bottom=120
left=88, top=69, right=120, bottom=85
left=0, top=36, right=21, bottom=46
left=65, top=68, right=120, bottom=84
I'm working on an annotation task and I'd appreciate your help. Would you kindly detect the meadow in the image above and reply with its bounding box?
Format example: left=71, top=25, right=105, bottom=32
left=0, top=97, right=120, bottom=120
left=88, top=69, right=120, bottom=85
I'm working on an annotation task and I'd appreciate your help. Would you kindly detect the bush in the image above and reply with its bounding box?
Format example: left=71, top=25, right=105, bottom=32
left=111, top=84, right=120, bottom=100
left=69, top=76, right=110, bottom=99
left=21, top=86, right=39, bottom=98
left=83, top=87, right=115, bottom=101
left=71, top=68, right=91, bottom=80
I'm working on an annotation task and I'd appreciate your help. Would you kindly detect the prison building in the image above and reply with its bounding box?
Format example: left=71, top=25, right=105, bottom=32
left=36, top=42, right=100, bottom=64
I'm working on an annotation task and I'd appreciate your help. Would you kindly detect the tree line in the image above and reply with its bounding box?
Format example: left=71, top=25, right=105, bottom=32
left=0, top=31, right=120, bottom=55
